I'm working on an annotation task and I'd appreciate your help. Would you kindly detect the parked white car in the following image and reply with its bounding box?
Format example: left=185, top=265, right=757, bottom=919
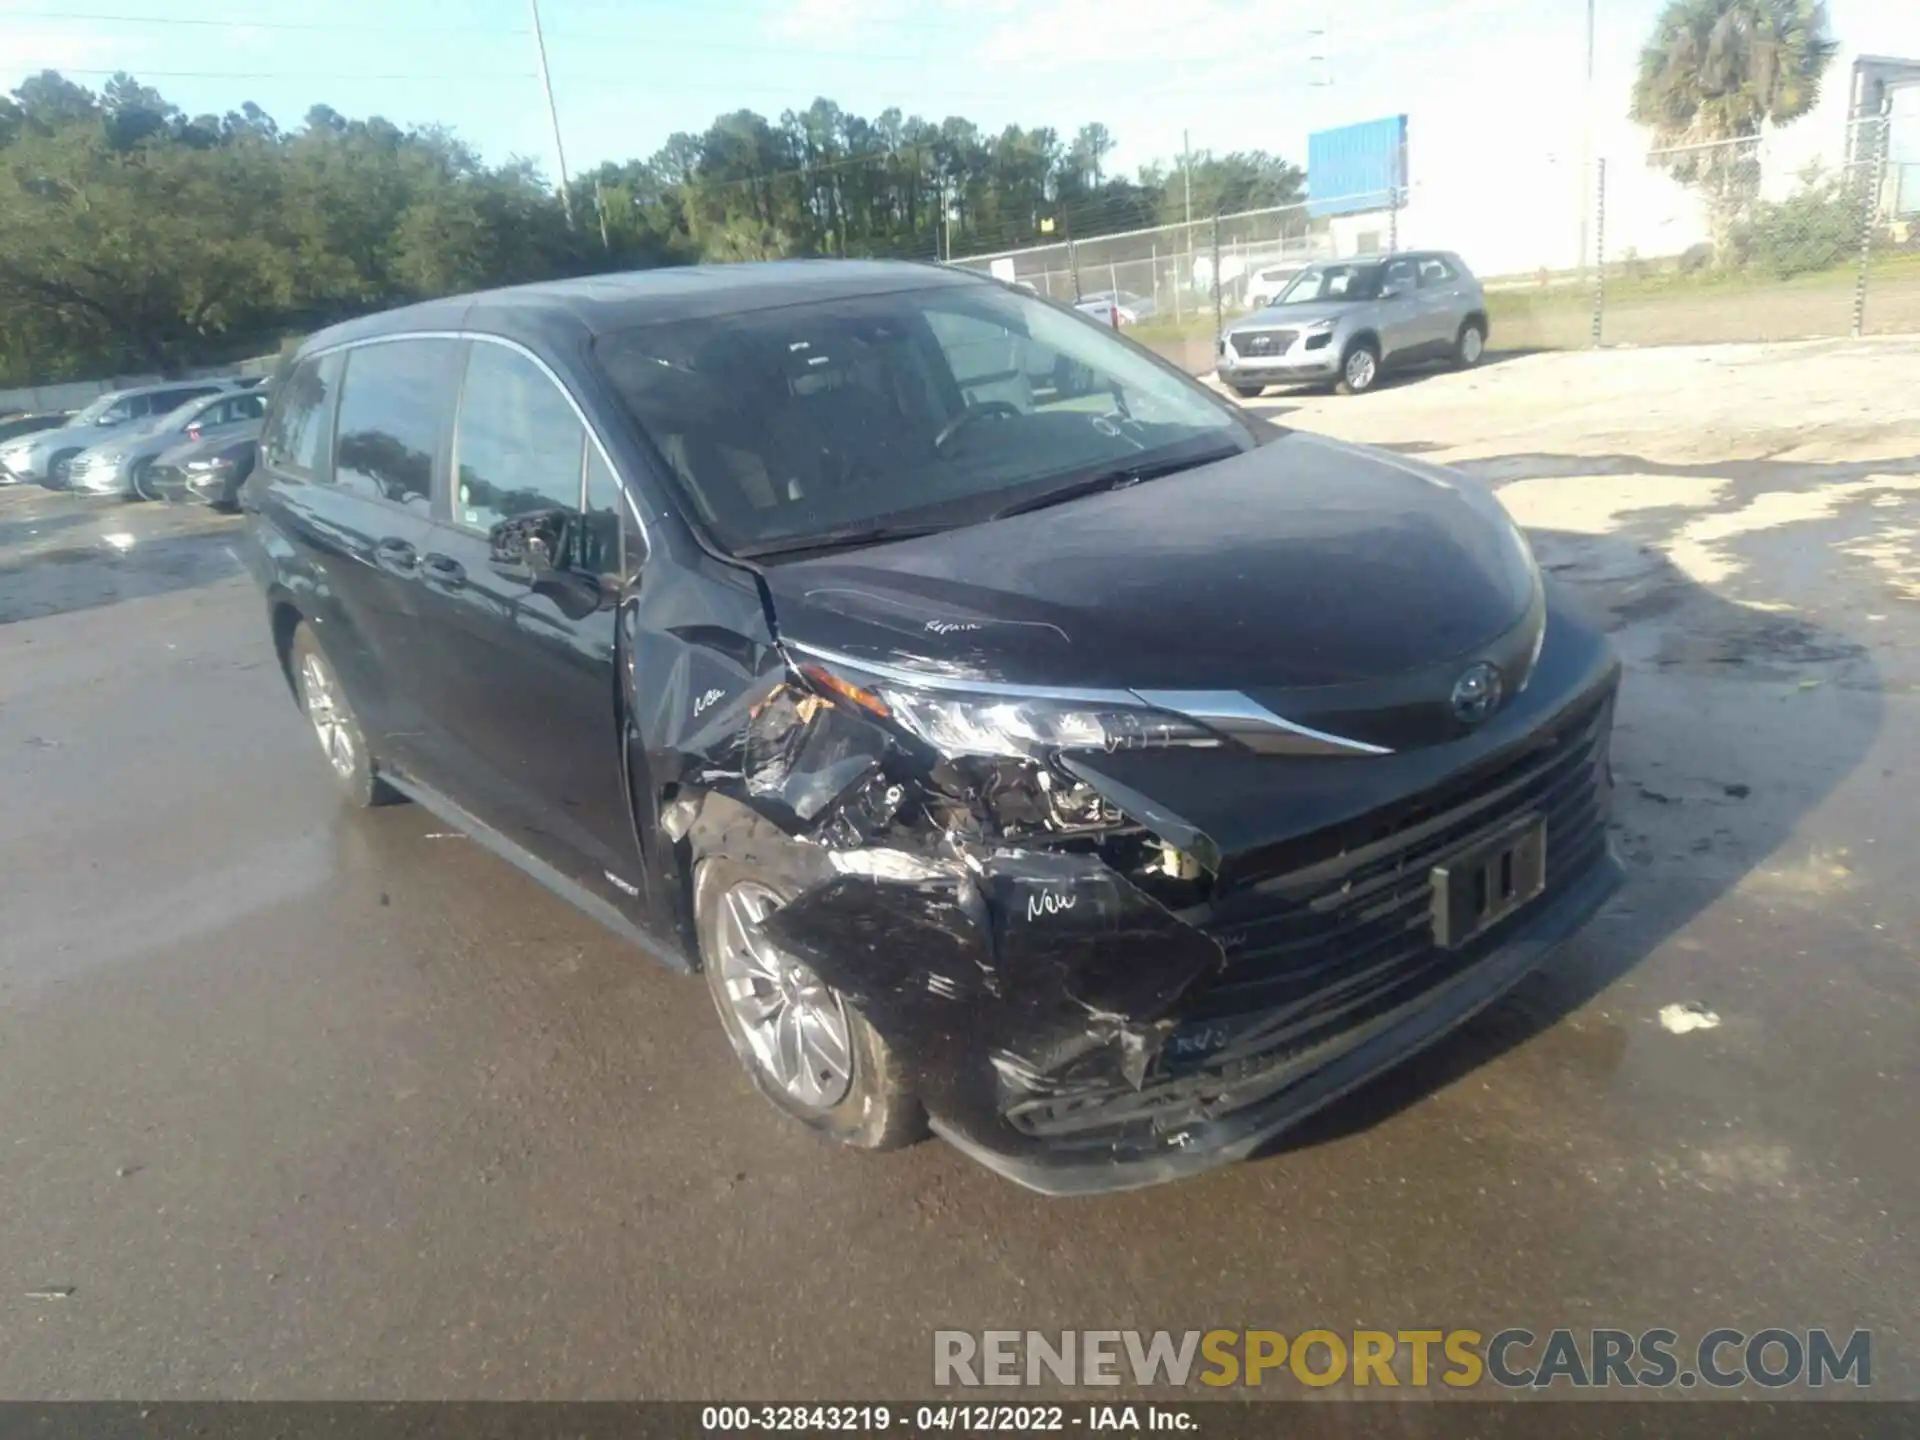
left=1245, top=264, right=1304, bottom=309
left=1074, top=296, right=1138, bottom=328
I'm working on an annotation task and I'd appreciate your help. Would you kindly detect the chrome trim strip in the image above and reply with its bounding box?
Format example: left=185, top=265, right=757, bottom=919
left=788, top=643, right=1391, bottom=755
left=1130, top=688, right=1392, bottom=757
left=783, top=640, right=1141, bottom=707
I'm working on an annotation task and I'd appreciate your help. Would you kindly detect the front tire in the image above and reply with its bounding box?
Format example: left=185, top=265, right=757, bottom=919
left=129, top=460, right=159, bottom=502
left=698, top=857, right=923, bottom=1151
left=1454, top=319, right=1487, bottom=368
left=1336, top=339, right=1381, bottom=395
left=1228, top=381, right=1266, bottom=399
left=288, top=621, right=402, bottom=808
left=47, top=450, right=81, bottom=489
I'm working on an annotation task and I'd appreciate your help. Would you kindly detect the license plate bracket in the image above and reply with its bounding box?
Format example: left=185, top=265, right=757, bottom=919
left=1430, top=813, right=1547, bottom=949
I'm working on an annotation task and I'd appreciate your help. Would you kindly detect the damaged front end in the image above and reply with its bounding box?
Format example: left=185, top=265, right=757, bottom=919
left=661, top=601, right=1624, bottom=1195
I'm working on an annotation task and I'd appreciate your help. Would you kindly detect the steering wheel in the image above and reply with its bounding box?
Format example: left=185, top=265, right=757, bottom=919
left=933, top=401, right=1022, bottom=454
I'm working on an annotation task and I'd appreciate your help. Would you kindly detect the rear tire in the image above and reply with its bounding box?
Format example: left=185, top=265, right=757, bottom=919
left=1336, top=339, right=1381, bottom=395
left=1454, top=319, right=1487, bottom=369
left=697, top=856, right=923, bottom=1152
left=287, top=621, right=403, bottom=808
left=1228, top=382, right=1266, bottom=399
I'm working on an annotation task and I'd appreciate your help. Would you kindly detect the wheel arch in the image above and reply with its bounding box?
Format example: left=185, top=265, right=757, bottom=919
left=268, top=593, right=303, bottom=699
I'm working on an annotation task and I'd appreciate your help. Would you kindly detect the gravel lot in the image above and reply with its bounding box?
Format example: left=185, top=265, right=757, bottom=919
left=2, top=337, right=1917, bottom=1402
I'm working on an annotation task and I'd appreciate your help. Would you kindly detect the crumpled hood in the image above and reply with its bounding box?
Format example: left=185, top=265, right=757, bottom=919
left=761, top=431, right=1536, bottom=696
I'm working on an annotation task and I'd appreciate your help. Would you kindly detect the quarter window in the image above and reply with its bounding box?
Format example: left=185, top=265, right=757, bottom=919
left=260, top=352, right=342, bottom=480
left=333, top=339, right=459, bottom=509
left=579, top=443, right=625, bottom=578
left=1418, top=256, right=1459, bottom=285
left=451, top=343, right=587, bottom=531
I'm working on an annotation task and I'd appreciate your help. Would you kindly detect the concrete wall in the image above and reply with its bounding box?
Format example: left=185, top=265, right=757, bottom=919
left=0, top=353, right=280, bottom=418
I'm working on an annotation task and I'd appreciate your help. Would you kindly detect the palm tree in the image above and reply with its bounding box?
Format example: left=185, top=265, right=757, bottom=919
left=1629, top=0, right=1838, bottom=250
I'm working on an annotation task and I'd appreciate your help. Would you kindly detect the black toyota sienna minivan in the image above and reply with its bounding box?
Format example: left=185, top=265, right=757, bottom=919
left=244, top=260, right=1622, bottom=1194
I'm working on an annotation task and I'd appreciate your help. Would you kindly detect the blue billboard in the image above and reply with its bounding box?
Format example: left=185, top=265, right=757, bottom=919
left=1307, top=115, right=1407, bottom=217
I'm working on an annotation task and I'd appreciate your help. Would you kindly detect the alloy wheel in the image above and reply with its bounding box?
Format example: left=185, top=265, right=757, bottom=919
left=1461, top=326, right=1485, bottom=365
left=1345, top=347, right=1377, bottom=392
left=300, top=652, right=357, bottom=780
left=714, top=880, right=854, bottom=1109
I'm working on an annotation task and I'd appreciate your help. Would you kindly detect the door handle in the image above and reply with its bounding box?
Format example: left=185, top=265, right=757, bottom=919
left=374, top=537, right=418, bottom=573
left=421, top=552, right=467, bottom=587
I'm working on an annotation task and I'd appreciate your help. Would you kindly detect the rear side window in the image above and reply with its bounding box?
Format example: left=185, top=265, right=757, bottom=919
left=333, top=339, right=459, bottom=510
left=449, top=342, right=585, bottom=530
left=260, top=352, right=343, bottom=480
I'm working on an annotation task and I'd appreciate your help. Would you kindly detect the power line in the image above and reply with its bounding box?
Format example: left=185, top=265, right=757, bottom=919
left=0, top=0, right=994, bottom=36
left=0, top=9, right=952, bottom=62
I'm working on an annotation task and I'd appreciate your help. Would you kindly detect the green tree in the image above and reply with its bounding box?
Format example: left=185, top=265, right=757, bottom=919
left=1629, top=0, right=1839, bottom=250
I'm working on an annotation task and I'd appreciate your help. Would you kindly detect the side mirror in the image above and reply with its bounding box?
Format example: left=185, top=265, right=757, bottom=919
left=488, top=507, right=609, bottom=621
left=488, top=508, right=570, bottom=582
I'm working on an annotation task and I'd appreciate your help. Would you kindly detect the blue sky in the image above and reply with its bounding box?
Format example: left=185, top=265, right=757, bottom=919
left=1, top=0, right=1913, bottom=186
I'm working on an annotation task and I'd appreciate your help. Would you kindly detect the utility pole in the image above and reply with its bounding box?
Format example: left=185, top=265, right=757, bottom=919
left=527, top=0, right=574, bottom=229
left=1183, top=129, right=1193, bottom=226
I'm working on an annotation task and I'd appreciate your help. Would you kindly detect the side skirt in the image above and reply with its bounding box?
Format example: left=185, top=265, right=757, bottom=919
left=380, top=770, right=694, bottom=974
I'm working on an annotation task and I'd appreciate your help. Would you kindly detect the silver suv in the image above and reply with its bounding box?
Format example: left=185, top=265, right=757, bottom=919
left=1218, top=251, right=1488, bottom=398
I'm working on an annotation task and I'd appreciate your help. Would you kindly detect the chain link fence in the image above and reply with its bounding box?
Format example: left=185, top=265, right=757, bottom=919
left=948, top=114, right=1916, bottom=377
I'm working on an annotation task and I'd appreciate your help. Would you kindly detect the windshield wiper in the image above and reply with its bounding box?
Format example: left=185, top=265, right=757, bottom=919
left=734, top=522, right=947, bottom=560
left=991, top=448, right=1240, bottom=520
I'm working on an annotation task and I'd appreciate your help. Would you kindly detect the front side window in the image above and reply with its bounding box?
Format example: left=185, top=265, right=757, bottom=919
left=450, top=342, right=586, bottom=531
left=261, top=352, right=342, bottom=479
left=333, top=339, right=459, bottom=509
left=1277, top=263, right=1384, bottom=304
left=594, top=281, right=1251, bottom=555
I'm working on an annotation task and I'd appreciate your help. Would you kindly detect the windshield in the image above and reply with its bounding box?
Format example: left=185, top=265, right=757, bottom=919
left=146, top=397, right=209, bottom=435
left=594, top=281, right=1253, bottom=553
left=1276, top=262, right=1384, bottom=304
left=66, top=394, right=124, bottom=427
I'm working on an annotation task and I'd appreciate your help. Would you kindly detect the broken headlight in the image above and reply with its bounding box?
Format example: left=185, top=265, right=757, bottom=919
left=886, top=690, right=1224, bottom=760
left=802, top=662, right=1220, bottom=761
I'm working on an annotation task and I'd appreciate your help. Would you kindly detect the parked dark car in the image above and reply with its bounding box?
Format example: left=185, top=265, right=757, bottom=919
left=148, top=424, right=262, bottom=508
left=244, top=261, right=1622, bottom=1194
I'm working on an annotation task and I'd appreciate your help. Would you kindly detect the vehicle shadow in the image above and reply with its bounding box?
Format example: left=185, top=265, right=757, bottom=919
left=1259, top=499, right=1886, bottom=1156
left=0, top=507, right=98, bottom=550
left=1253, top=347, right=1547, bottom=401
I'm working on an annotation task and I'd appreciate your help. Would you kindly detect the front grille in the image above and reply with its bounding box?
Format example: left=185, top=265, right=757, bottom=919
left=1231, top=329, right=1298, bottom=358
left=1002, top=691, right=1615, bottom=1143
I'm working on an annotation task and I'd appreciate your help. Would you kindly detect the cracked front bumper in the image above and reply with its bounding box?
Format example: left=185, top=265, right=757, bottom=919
left=934, top=844, right=1622, bottom=1194
left=759, top=668, right=1621, bottom=1193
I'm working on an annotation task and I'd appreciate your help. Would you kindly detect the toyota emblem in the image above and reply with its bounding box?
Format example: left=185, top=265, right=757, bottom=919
left=1449, top=662, right=1503, bottom=725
